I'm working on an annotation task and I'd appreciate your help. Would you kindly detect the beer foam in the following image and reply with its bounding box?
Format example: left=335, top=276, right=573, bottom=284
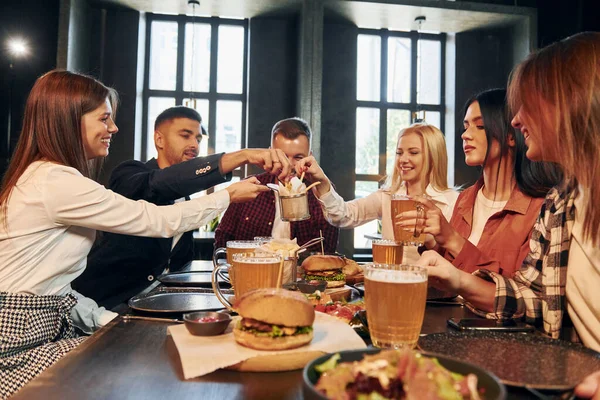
left=235, top=257, right=281, bottom=264
left=227, top=241, right=260, bottom=249
left=373, top=241, right=401, bottom=247
left=366, top=268, right=427, bottom=283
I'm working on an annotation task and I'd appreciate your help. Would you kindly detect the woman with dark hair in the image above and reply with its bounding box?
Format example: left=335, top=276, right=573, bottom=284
left=0, top=70, right=274, bottom=397
left=399, top=88, right=561, bottom=277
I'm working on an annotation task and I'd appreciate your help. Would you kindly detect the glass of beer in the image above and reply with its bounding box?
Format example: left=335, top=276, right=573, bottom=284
left=212, top=240, right=261, bottom=270
left=391, top=194, right=426, bottom=245
left=364, top=263, right=427, bottom=349
left=212, top=252, right=283, bottom=310
left=372, top=239, right=403, bottom=264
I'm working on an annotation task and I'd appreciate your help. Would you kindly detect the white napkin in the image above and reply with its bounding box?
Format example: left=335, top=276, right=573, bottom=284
left=168, top=311, right=366, bottom=379
left=278, top=176, right=306, bottom=196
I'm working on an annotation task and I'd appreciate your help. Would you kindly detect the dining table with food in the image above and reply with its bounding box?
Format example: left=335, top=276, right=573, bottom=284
left=10, top=230, right=600, bottom=400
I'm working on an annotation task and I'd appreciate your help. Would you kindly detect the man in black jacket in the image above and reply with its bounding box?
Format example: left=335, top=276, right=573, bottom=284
left=72, top=106, right=291, bottom=309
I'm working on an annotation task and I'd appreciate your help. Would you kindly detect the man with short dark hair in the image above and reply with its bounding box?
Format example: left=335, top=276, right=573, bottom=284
left=73, top=106, right=291, bottom=308
left=215, top=117, right=339, bottom=252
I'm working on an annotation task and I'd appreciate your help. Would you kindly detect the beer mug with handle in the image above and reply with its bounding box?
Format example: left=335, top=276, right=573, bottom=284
left=391, top=194, right=427, bottom=245
left=212, top=252, right=284, bottom=311
left=212, top=240, right=261, bottom=270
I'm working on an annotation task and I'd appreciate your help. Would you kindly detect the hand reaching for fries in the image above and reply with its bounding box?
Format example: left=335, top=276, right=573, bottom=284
left=294, top=156, right=331, bottom=197
left=277, top=173, right=321, bottom=196
left=245, top=148, right=293, bottom=181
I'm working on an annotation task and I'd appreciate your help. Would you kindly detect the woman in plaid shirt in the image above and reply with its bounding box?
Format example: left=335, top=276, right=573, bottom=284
left=419, top=32, right=600, bottom=398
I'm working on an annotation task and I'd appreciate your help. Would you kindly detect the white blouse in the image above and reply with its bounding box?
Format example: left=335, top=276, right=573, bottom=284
left=318, top=184, right=459, bottom=264
left=0, top=161, right=230, bottom=333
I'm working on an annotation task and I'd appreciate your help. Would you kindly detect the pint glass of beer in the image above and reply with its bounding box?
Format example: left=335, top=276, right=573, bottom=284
left=371, top=239, right=403, bottom=264
left=212, top=252, right=283, bottom=311
left=391, top=194, right=426, bottom=245
left=212, top=240, right=261, bottom=270
left=364, top=264, right=427, bottom=349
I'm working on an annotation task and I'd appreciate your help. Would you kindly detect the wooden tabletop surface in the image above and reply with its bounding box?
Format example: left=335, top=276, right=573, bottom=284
left=12, top=299, right=544, bottom=399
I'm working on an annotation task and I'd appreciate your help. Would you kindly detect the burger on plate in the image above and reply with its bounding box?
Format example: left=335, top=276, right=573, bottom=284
left=233, top=288, right=315, bottom=351
left=302, top=255, right=346, bottom=289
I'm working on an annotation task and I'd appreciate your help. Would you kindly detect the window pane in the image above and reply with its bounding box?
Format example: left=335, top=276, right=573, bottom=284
left=386, top=110, right=411, bottom=175
left=217, top=25, right=244, bottom=94
left=387, top=37, right=411, bottom=103
left=357, top=35, right=381, bottom=101
left=353, top=181, right=380, bottom=248
left=215, top=100, right=242, bottom=154
left=355, top=107, right=380, bottom=175
left=183, top=98, right=210, bottom=156
left=149, top=21, right=178, bottom=90
left=423, top=111, right=441, bottom=130
left=147, top=97, right=176, bottom=160
left=417, top=40, right=441, bottom=105
left=184, top=23, right=211, bottom=93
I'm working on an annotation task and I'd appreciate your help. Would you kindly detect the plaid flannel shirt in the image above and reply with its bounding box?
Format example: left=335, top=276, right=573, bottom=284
left=468, top=185, right=576, bottom=339
left=215, top=173, right=339, bottom=253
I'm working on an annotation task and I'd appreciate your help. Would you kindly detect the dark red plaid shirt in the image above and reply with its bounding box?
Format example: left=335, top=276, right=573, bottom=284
left=215, top=173, right=339, bottom=252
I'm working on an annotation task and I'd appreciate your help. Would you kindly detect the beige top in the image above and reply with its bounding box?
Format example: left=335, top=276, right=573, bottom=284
left=318, top=184, right=459, bottom=264
left=566, top=185, right=600, bottom=352
left=468, top=188, right=507, bottom=246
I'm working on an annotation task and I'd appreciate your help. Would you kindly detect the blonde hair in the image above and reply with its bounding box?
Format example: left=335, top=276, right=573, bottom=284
left=386, top=123, right=449, bottom=194
left=508, top=32, right=600, bottom=245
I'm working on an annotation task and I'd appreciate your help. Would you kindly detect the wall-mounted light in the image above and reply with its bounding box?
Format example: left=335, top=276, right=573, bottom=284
left=5, top=37, right=30, bottom=158
left=7, top=38, right=29, bottom=58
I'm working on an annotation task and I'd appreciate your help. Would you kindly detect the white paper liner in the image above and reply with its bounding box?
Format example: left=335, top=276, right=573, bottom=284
left=168, top=311, right=367, bottom=379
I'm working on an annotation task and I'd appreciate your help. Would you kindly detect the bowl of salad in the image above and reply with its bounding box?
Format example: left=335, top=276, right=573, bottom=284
left=303, top=348, right=506, bottom=400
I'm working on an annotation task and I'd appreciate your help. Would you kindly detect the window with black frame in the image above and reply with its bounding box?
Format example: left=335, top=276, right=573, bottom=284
left=142, top=14, right=248, bottom=194
left=354, top=29, right=446, bottom=250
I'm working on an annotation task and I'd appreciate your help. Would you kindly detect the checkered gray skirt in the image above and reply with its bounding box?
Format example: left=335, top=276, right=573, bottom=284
left=0, top=292, right=86, bottom=399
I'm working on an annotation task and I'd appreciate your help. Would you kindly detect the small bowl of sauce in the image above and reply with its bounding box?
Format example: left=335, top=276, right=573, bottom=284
left=183, top=311, right=232, bottom=336
left=296, top=279, right=327, bottom=294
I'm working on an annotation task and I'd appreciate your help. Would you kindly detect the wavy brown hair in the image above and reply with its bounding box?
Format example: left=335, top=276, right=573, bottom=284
left=508, top=32, right=600, bottom=245
left=0, top=70, right=118, bottom=216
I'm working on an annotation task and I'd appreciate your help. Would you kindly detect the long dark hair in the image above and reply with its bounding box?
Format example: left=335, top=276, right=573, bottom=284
left=462, top=88, right=562, bottom=198
left=0, top=70, right=118, bottom=212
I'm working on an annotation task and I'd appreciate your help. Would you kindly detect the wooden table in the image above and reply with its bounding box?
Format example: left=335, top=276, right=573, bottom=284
left=12, top=303, right=541, bottom=399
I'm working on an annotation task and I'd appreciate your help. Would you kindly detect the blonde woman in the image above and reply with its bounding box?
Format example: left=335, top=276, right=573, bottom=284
left=297, top=123, right=458, bottom=264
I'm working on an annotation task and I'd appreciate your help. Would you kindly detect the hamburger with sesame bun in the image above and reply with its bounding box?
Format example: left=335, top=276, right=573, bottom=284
left=233, top=288, right=315, bottom=351
left=302, top=255, right=346, bottom=288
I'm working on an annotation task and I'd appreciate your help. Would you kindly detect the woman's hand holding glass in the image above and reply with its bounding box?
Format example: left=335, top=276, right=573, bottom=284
left=395, top=197, right=466, bottom=255
left=417, top=250, right=462, bottom=293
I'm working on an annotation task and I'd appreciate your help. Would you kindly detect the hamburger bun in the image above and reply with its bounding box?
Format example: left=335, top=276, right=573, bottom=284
left=341, top=258, right=362, bottom=276
left=302, top=255, right=345, bottom=272
left=233, top=325, right=314, bottom=350
left=234, top=288, right=315, bottom=327
left=325, top=280, right=346, bottom=289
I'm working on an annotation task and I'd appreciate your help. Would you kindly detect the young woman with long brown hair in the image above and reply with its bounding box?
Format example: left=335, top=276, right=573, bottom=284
left=0, top=70, right=273, bottom=397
